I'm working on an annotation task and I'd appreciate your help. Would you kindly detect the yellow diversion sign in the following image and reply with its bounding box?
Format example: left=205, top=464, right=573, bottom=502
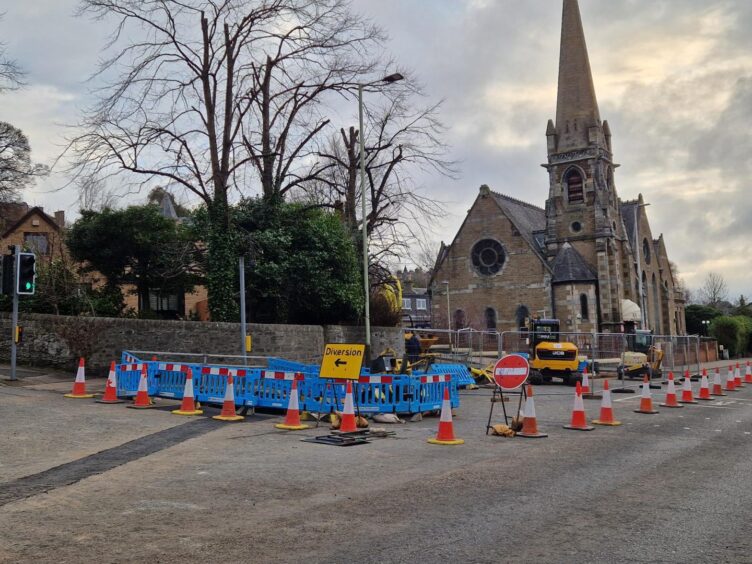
left=320, top=343, right=366, bottom=380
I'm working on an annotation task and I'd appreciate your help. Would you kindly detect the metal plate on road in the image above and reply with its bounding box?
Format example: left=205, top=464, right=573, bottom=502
left=493, top=354, right=530, bottom=391
left=320, top=343, right=365, bottom=380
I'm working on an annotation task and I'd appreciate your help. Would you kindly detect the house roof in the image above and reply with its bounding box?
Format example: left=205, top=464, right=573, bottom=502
left=1, top=206, right=61, bottom=239
left=551, top=242, right=597, bottom=283
left=490, top=190, right=547, bottom=260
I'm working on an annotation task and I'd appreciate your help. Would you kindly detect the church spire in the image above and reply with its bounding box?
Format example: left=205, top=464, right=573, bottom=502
left=553, top=0, right=602, bottom=152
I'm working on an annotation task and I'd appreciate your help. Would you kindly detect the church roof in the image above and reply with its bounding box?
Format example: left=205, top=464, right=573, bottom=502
left=620, top=200, right=637, bottom=244
left=490, top=191, right=547, bottom=258
left=551, top=243, right=597, bottom=283
left=555, top=0, right=601, bottom=151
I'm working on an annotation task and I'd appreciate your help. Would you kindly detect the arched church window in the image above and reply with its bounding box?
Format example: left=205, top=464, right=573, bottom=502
left=454, top=309, right=466, bottom=331
left=580, top=294, right=589, bottom=321
left=516, top=305, right=530, bottom=329
left=471, top=239, right=505, bottom=276
left=643, top=238, right=651, bottom=264
left=565, top=169, right=584, bottom=203
left=485, top=307, right=497, bottom=330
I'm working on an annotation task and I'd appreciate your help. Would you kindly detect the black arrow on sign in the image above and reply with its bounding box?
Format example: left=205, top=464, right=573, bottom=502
left=335, top=358, right=347, bottom=367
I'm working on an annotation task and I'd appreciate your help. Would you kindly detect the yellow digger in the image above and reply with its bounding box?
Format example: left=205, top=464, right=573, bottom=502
left=523, top=319, right=582, bottom=386
left=618, top=329, right=663, bottom=380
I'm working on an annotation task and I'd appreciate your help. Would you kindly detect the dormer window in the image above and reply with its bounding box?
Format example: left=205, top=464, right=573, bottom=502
left=566, top=169, right=584, bottom=203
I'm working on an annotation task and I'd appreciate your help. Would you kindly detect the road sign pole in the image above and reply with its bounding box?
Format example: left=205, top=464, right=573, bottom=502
left=239, top=256, right=247, bottom=363
left=10, top=247, right=18, bottom=381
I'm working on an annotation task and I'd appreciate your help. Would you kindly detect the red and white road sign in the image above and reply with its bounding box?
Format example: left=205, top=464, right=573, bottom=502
left=493, top=354, right=530, bottom=391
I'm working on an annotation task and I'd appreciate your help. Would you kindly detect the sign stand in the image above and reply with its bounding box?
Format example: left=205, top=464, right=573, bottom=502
left=315, top=343, right=366, bottom=429
left=485, top=353, right=531, bottom=435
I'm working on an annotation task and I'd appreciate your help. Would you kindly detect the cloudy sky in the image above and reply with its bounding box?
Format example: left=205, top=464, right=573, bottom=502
left=2, top=0, right=751, bottom=299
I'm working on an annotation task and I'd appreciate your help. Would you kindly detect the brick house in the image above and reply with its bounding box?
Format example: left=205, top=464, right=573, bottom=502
left=0, top=204, right=67, bottom=261
left=430, top=0, right=686, bottom=335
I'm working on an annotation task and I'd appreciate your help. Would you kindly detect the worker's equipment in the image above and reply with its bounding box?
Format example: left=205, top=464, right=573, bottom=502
left=618, top=329, right=663, bottom=380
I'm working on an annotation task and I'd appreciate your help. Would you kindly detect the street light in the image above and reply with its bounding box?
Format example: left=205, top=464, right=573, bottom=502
left=360, top=72, right=405, bottom=354
left=702, top=319, right=711, bottom=336
left=633, top=202, right=651, bottom=329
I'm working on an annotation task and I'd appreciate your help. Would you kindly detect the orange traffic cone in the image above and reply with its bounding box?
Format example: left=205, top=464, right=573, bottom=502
left=660, top=372, right=683, bottom=408
left=428, top=387, right=464, bottom=445
left=64, top=358, right=95, bottom=399
left=725, top=365, right=737, bottom=392
left=275, top=378, right=309, bottom=430
left=635, top=376, right=659, bottom=414
left=564, top=381, right=594, bottom=431
left=517, top=385, right=547, bottom=438
left=734, top=363, right=744, bottom=388
left=337, top=380, right=358, bottom=433
left=172, top=367, right=203, bottom=416
left=213, top=373, right=244, bottom=421
left=127, top=365, right=155, bottom=408
left=593, top=380, right=621, bottom=426
left=679, top=370, right=698, bottom=404
left=96, top=361, right=124, bottom=404
left=581, top=366, right=591, bottom=394
left=697, top=369, right=713, bottom=401
left=712, top=368, right=726, bottom=396
left=745, top=361, right=752, bottom=384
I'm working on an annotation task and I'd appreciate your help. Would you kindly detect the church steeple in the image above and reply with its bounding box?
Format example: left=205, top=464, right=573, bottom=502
left=552, top=0, right=602, bottom=153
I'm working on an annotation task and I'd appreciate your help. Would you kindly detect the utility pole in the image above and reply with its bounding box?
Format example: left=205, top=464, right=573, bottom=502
left=9, top=246, right=18, bottom=381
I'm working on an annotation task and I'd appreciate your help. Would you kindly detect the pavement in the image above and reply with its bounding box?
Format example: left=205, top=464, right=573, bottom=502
left=1, top=361, right=752, bottom=563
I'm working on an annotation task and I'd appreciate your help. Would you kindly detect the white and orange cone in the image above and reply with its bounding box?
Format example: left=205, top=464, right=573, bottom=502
left=660, top=372, right=683, bottom=408
left=564, top=381, right=594, bottom=431
left=697, top=369, right=713, bottom=401
left=725, top=365, right=737, bottom=392
left=745, top=361, right=752, bottom=384
left=213, top=373, right=244, bottom=421
left=679, top=369, right=698, bottom=404
left=712, top=368, right=726, bottom=396
left=635, top=375, right=659, bottom=414
left=593, top=380, right=621, bottom=426
left=275, top=378, right=309, bottom=430
left=428, top=387, right=464, bottom=445
left=64, top=357, right=95, bottom=399
left=96, top=361, right=124, bottom=404
left=127, top=365, right=155, bottom=409
left=517, top=385, right=547, bottom=438
left=734, top=363, right=744, bottom=388
left=581, top=366, right=591, bottom=394
left=172, top=367, right=203, bottom=416
left=337, top=380, right=358, bottom=433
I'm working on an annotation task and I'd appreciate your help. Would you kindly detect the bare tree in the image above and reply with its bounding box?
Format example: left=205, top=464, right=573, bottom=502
left=0, top=14, right=25, bottom=92
left=307, top=88, right=456, bottom=284
left=0, top=122, right=48, bottom=201
left=76, top=174, right=117, bottom=211
left=699, top=272, right=729, bottom=308
left=68, top=0, right=385, bottom=320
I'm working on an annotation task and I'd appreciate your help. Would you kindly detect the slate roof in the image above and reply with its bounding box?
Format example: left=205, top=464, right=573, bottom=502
left=551, top=242, right=597, bottom=283
left=620, top=200, right=637, bottom=244
left=490, top=191, right=547, bottom=258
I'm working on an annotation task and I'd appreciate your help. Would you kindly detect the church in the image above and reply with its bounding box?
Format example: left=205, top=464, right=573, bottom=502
left=430, top=0, right=686, bottom=335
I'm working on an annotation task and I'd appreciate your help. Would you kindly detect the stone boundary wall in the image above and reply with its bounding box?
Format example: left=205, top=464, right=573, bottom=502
left=0, top=314, right=404, bottom=376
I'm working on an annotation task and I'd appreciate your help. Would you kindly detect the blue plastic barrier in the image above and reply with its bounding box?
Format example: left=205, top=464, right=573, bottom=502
left=115, top=362, right=157, bottom=397
left=429, top=363, right=475, bottom=387
left=152, top=362, right=203, bottom=399
left=414, top=374, right=458, bottom=412
left=267, top=357, right=320, bottom=374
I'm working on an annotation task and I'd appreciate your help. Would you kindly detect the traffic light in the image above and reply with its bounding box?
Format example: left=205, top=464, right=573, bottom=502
left=16, top=252, right=36, bottom=295
left=1, top=254, right=13, bottom=295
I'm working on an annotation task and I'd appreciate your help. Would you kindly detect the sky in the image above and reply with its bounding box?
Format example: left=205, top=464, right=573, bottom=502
left=1, top=0, right=751, bottom=299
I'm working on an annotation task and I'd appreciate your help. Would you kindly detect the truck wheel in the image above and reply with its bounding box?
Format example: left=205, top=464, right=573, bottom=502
left=529, top=371, right=543, bottom=385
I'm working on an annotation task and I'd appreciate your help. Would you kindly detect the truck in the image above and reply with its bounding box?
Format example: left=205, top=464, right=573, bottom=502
left=525, top=319, right=583, bottom=386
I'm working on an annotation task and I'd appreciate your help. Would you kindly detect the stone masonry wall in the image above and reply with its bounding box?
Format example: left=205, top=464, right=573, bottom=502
left=0, top=313, right=404, bottom=376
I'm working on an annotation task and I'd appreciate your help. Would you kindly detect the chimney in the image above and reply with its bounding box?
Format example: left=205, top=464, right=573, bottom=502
left=54, top=210, right=65, bottom=228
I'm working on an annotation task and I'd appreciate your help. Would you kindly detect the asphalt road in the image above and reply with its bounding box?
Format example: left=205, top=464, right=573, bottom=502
left=1, top=369, right=751, bottom=563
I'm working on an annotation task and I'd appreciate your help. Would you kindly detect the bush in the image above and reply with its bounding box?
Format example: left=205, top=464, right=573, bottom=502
left=710, top=316, right=752, bottom=357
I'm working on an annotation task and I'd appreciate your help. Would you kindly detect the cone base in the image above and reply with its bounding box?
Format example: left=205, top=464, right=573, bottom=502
left=96, top=398, right=125, bottom=404
left=563, top=424, right=595, bottom=431
left=634, top=409, right=659, bottom=414
left=275, top=423, right=310, bottom=430
left=427, top=437, right=464, bottom=445
left=127, top=403, right=157, bottom=409
left=172, top=409, right=204, bottom=416
left=517, top=431, right=548, bottom=438
left=678, top=399, right=698, bottom=404
left=212, top=414, right=244, bottom=421
left=659, top=403, right=684, bottom=408
left=592, top=419, right=622, bottom=426
left=64, top=393, right=95, bottom=399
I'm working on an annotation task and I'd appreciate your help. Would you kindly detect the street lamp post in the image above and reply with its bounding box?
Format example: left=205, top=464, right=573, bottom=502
left=359, top=73, right=404, bottom=355
left=633, top=202, right=651, bottom=329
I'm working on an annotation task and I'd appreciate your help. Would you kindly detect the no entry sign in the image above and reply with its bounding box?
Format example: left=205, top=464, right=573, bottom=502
left=493, top=354, right=530, bottom=391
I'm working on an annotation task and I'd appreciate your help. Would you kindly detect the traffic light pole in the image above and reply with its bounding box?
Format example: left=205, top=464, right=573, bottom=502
left=10, top=246, right=18, bottom=381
